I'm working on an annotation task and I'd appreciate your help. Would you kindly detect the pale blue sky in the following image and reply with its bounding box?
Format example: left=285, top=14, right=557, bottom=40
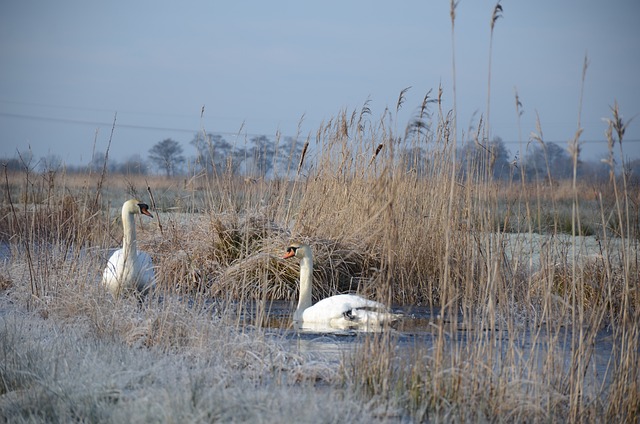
left=1, top=0, right=639, bottom=165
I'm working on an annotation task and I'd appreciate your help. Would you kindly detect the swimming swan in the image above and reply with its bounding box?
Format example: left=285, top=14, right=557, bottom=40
left=102, top=199, right=155, bottom=297
left=283, top=242, right=399, bottom=329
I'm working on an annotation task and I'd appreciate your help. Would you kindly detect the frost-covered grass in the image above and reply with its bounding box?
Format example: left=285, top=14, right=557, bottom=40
left=1, top=5, right=638, bottom=417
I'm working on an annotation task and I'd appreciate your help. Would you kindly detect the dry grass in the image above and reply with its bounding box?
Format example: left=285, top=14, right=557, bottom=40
left=1, top=5, right=639, bottom=421
left=2, top=99, right=638, bottom=421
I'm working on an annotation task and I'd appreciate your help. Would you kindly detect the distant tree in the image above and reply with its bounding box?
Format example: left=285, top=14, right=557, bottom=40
left=244, top=135, right=275, bottom=178
left=190, top=133, right=304, bottom=179
left=546, top=142, right=572, bottom=180
left=9, top=149, right=35, bottom=171
left=523, top=143, right=545, bottom=182
left=1, top=157, right=25, bottom=172
left=190, top=132, right=244, bottom=176
left=577, top=159, right=609, bottom=184
left=398, top=146, right=427, bottom=176
left=487, top=137, right=512, bottom=181
left=459, top=136, right=511, bottom=181
left=524, top=142, right=572, bottom=182
left=149, top=138, right=184, bottom=176
left=117, top=154, right=148, bottom=175
left=275, top=136, right=305, bottom=177
left=40, top=154, right=62, bottom=173
left=88, top=151, right=115, bottom=174
left=625, top=158, right=640, bottom=186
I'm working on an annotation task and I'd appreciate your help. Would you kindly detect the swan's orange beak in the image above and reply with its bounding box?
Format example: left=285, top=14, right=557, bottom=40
left=138, top=203, right=154, bottom=218
left=282, top=249, right=296, bottom=259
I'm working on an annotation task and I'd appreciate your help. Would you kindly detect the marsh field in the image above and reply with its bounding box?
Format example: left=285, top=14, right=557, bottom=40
left=1, top=91, right=639, bottom=424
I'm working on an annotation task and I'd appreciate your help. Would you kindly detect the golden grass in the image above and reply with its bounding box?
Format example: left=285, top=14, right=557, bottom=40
left=1, top=20, right=639, bottom=420
left=2, top=103, right=638, bottom=421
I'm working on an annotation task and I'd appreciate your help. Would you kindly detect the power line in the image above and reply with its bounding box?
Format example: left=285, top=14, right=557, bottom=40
left=1, top=111, right=640, bottom=146
left=0, top=111, right=262, bottom=138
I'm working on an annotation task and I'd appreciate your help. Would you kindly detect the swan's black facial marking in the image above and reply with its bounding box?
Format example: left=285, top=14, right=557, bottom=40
left=283, top=245, right=299, bottom=259
left=137, top=203, right=154, bottom=218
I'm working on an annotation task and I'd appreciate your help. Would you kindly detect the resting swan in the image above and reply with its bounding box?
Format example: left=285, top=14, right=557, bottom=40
left=283, top=242, right=399, bottom=329
left=102, top=199, right=156, bottom=297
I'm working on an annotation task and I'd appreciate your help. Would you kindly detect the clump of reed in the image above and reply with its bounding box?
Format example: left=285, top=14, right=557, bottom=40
left=2, top=89, right=638, bottom=422
left=2, top=3, right=639, bottom=422
left=2, top=88, right=638, bottom=422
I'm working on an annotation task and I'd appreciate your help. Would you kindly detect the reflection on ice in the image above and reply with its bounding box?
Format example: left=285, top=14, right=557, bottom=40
left=257, top=302, right=614, bottom=395
left=292, top=318, right=395, bottom=334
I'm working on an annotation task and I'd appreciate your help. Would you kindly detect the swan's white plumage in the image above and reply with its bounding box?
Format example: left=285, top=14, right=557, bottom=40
left=102, top=249, right=155, bottom=295
left=283, top=243, right=399, bottom=329
left=102, top=199, right=155, bottom=297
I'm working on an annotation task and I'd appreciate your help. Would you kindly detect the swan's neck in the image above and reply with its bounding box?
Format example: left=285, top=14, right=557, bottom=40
left=122, top=209, right=138, bottom=260
left=295, top=256, right=313, bottom=318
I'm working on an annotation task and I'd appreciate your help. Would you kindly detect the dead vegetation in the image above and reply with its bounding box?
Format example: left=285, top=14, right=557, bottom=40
left=2, top=93, right=637, bottom=420
left=1, top=3, right=639, bottom=421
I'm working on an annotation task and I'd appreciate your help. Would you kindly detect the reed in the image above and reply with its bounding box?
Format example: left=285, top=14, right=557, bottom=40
left=2, top=92, right=637, bottom=421
left=3, top=88, right=639, bottom=420
left=1, top=4, right=638, bottom=422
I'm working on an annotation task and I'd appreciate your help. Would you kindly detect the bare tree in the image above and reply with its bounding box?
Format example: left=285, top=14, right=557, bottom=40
left=190, top=132, right=244, bottom=176
left=149, top=138, right=185, bottom=176
left=243, top=135, right=304, bottom=178
left=117, top=154, right=149, bottom=175
left=88, top=150, right=114, bottom=174
left=459, top=136, right=511, bottom=181
left=40, top=154, right=62, bottom=173
left=524, top=141, right=572, bottom=182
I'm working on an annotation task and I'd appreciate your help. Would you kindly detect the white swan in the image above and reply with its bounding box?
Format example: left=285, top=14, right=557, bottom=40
left=102, top=199, right=156, bottom=297
left=283, top=242, right=399, bottom=329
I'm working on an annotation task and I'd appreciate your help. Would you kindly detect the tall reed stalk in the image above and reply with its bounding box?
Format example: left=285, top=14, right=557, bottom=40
left=0, top=3, right=637, bottom=422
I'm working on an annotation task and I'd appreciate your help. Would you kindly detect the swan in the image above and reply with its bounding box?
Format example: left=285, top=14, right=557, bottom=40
left=102, top=199, right=156, bottom=297
left=283, top=242, right=399, bottom=329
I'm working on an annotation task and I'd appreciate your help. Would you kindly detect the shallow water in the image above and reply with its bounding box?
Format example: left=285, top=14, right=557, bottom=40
left=244, top=300, right=616, bottom=394
left=0, top=230, right=621, bottom=398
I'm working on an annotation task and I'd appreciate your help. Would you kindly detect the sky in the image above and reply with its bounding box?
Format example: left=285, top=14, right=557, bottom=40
left=1, top=0, right=639, bottom=167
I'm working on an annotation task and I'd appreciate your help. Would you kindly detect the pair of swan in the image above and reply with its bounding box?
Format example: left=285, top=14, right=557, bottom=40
left=283, top=242, right=399, bottom=329
left=102, top=199, right=155, bottom=297
left=101, top=200, right=397, bottom=329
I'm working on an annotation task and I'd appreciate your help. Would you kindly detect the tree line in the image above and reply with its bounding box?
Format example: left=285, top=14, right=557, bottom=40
left=2, top=133, right=304, bottom=180
left=3, top=133, right=639, bottom=185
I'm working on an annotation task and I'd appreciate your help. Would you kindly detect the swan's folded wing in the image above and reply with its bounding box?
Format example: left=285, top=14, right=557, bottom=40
left=102, top=249, right=155, bottom=295
left=331, top=293, right=389, bottom=312
left=102, top=249, right=124, bottom=293
left=302, top=294, right=388, bottom=323
left=134, top=251, right=156, bottom=293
